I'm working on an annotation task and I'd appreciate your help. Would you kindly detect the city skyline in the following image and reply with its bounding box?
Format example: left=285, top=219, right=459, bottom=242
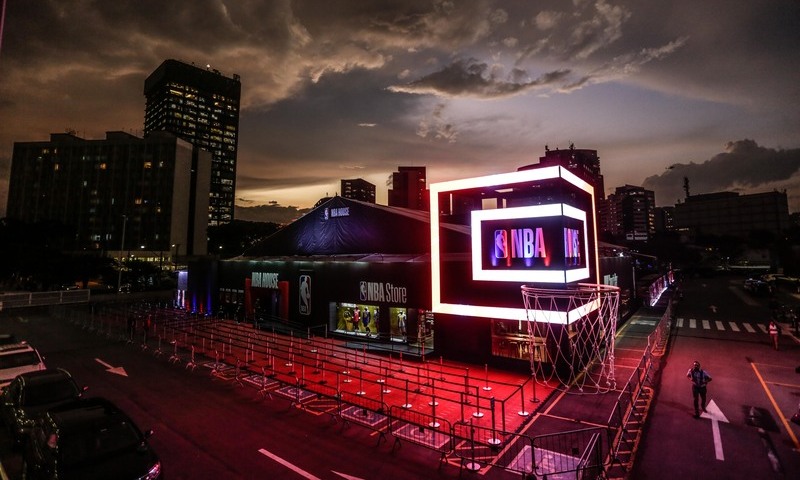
left=1, top=1, right=799, bottom=223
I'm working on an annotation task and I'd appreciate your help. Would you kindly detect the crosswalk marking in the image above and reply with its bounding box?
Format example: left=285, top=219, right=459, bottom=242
left=674, top=318, right=767, bottom=335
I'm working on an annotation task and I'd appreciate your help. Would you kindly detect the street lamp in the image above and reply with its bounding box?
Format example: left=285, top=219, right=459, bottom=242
left=117, top=215, right=127, bottom=293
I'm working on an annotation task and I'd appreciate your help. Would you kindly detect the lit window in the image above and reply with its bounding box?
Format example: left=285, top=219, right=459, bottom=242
left=135, top=198, right=143, bottom=205
left=144, top=161, right=152, bottom=169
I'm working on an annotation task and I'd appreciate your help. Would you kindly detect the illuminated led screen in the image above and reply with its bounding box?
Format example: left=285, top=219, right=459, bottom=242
left=430, top=166, right=599, bottom=322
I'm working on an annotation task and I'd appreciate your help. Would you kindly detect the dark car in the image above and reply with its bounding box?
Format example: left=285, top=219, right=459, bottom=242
left=22, top=397, right=161, bottom=480
left=0, top=368, right=86, bottom=445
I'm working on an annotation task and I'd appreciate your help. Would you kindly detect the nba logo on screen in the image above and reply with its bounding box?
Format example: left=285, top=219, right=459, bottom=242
left=494, top=230, right=507, bottom=258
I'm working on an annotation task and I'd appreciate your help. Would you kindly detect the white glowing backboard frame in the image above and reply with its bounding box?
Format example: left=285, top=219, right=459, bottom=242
left=471, top=203, right=590, bottom=283
left=430, top=165, right=599, bottom=322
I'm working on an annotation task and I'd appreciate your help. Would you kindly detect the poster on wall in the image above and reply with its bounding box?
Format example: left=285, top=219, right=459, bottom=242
left=299, top=274, right=311, bottom=315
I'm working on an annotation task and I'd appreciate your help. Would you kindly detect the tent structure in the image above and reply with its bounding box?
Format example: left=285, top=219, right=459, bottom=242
left=241, top=196, right=469, bottom=258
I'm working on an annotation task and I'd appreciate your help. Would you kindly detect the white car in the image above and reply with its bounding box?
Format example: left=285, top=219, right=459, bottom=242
left=0, top=342, right=46, bottom=389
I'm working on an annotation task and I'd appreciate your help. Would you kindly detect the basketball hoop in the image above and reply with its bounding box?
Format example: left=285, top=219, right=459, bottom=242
left=521, top=283, right=619, bottom=394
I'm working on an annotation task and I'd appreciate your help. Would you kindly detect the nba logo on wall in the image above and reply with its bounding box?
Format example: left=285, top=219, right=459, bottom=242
left=359, top=281, right=368, bottom=301
left=299, top=275, right=311, bottom=315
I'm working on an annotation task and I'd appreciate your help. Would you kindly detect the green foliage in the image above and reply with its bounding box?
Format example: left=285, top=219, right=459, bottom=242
left=207, top=220, right=280, bottom=258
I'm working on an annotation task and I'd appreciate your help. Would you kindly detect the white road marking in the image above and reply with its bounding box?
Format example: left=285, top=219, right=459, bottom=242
left=715, top=321, right=724, bottom=330
left=677, top=318, right=684, bottom=328
left=757, top=324, right=768, bottom=334
left=258, top=448, right=322, bottom=480
left=702, top=320, right=711, bottom=330
left=701, top=400, right=729, bottom=461
left=94, top=358, right=128, bottom=377
left=744, top=323, right=755, bottom=333
left=690, top=318, right=697, bottom=329
left=728, top=322, right=740, bottom=332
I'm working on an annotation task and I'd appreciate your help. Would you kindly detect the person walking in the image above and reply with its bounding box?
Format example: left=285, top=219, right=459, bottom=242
left=769, top=320, right=780, bottom=350
left=687, top=361, right=712, bottom=418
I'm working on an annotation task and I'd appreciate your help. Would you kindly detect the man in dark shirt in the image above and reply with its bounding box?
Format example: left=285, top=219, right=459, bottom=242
left=687, top=361, right=712, bottom=418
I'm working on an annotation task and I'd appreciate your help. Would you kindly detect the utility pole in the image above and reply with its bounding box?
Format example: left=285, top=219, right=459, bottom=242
left=117, top=215, right=127, bottom=292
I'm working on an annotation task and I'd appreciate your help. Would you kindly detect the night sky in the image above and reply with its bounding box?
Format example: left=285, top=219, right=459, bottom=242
left=1, top=1, right=798, bottom=223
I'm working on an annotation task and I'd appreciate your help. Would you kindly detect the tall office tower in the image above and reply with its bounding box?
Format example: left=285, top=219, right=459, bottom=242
left=603, top=185, right=656, bottom=241
left=388, top=166, right=429, bottom=211
left=144, top=59, right=241, bottom=226
left=7, top=131, right=211, bottom=258
left=341, top=178, right=376, bottom=203
left=534, top=144, right=605, bottom=201
left=517, top=145, right=606, bottom=229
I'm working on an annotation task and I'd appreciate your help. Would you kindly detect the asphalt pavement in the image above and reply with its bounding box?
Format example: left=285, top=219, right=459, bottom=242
left=632, top=275, right=800, bottom=479
left=3, top=277, right=797, bottom=479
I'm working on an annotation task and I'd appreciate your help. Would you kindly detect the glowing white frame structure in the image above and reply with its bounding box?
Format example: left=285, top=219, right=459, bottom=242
left=430, top=165, right=599, bottom=322
left=470, top=203, right=590, bottom=283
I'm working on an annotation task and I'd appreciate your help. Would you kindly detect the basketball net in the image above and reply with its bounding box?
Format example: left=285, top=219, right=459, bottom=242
left=521, top=283, right=620, bottom=394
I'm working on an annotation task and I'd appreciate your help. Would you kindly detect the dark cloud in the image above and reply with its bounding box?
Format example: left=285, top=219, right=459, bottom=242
left=642, top=140, right=800, bottom=208
left=0, top=1, right=797, bottom=216
left=388, top=58, right=570, bottom=98
left=235, top=203, right=310, bottom=225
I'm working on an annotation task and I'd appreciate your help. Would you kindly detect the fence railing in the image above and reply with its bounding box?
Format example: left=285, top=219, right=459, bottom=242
left=51, top=297, right=673, bottom=479
left=0, top=290, right=90, bottom=310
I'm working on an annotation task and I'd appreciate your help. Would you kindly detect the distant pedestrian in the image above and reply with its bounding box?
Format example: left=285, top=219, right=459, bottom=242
left=769, top=320, right=779, bottom=350
left=127, top=315, right=136, bottom=343
left=687, top=361, right=712, bottom=418
left=144, top=313, right=153, bottom=343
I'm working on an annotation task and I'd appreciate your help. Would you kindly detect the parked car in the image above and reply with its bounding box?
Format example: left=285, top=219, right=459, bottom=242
left=0, top=342, right=46, bottom=389
left=0, top=368, right=86, bottom=444
left=0, top=334, right=18, bottom=345
left=22, top=397, right=161, bottom=480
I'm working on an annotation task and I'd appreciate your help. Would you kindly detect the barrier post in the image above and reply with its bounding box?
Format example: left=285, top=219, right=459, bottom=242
left=483, top=363, right=492, bottom=391
left=472, top=386, right=484, bottom=418
left=465, top=418, right=481, bottom=471
left=488, top=397, right=501, bottom=446
left=402, top=379, right=412, bottom=409
left=356, top=370, right=366, bottom=395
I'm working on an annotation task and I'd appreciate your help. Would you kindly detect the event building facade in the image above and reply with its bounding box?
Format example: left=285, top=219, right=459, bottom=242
left=182, top=167, right=636, bottom=369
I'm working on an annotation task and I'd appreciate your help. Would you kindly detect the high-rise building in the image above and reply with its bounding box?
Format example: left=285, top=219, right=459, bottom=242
left=388, top=166, right=428, bottom=211
left=602, top=185, right=656, bottom=241
left=654, top=206, right=675, bottom=233
left=341, top=178, right=376, bottom=203
left=144, top=59, right=241, bottom=226
left=518, top=145, right=606, bottom=228
left=6, top=131, right=210, bottom=259
left=674, top=191, right=789, bottom=238
left=532, top=144, right=605, bottom=201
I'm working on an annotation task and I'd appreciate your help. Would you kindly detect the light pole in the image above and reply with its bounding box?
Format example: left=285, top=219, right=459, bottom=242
left=172, top=243, right=181, bottom=271
left=117, top=215, right=127, bottom=293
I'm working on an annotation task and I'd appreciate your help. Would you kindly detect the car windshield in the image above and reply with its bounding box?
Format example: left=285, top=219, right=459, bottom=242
left=22, top=379, right=78, bottom=406
left=0, top=351, right=40, bottom=369
left=59, top=421, right=142, bottom=466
